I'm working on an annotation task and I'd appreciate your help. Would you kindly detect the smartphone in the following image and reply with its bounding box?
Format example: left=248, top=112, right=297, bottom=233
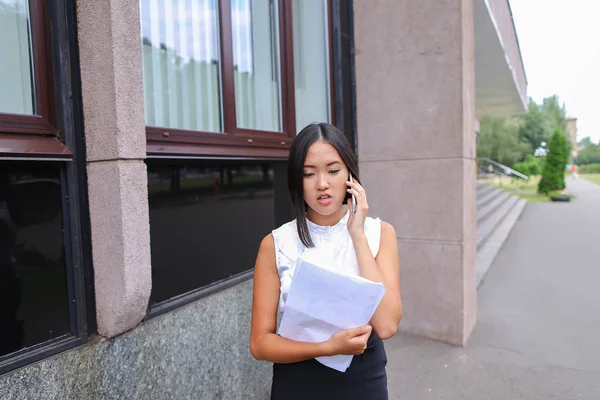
left=348, top=172, right=357, bottom=214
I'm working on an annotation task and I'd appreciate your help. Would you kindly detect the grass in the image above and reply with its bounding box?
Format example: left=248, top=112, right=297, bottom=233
left=581, top=173, right=600, bottom=186
left=482, top=175, right=551, bottom=202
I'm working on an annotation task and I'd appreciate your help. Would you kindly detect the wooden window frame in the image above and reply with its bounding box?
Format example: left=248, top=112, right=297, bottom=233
left=146, top=0, right=336, bottom=159
left=0, top=1, right=71, bottom=159
left=0, top=1, right=57, bottom=136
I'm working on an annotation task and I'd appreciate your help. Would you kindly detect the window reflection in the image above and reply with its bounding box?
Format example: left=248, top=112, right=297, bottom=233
left=147, top=162, right=277, bottom=305
left=231, top=0, right=282, bottom=131
left=0, top=0, right=35, bottom=115
left=292, top=0, right=331, bottom=131
left=140, top=0, right=223, bottom=132
left=0, top=163, right=69, bottom=357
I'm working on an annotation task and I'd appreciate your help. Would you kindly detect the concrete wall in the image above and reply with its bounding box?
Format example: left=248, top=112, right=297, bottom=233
left=77, top=0, right=152, bottom=338
left=354, top=0, right=478, bottom=345
left=0, top=281, right=271, bottom=400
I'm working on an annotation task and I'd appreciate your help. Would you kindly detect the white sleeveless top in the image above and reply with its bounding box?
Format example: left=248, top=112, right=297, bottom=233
left=272, top=211, right=381, bottom=313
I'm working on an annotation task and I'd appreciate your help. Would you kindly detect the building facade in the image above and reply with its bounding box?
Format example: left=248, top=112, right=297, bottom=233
left=0, top=0, right=526, bottom=398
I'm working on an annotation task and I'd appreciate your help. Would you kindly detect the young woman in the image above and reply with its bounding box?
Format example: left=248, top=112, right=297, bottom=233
left=250, top=123, right=402, bottom=399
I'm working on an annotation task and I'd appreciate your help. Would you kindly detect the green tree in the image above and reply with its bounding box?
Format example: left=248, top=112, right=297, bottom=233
left=477, top=116, right=531, bottom=167
left=575, top=143, right=600, bottom=165
left=518, top=95, right=568, bottom=151
left=541, top=95, right=567, bottom=133
left=578, top=136, right=593, bottom=148
left=519, top=100, right=553, bottom=151
left=538, top=130, right=569, bottom=193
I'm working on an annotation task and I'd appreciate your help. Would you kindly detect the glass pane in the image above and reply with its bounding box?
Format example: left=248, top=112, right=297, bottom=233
left=231, top=0, right=282, bottom=132
left=292, top=0, right=331, bottom=132
left=0, top=163, right=69, bottom=357
left=147, top=161, right=278, bottom=305
left=0, top=0, right=35, bottom=115
left=140, top=0, right=223, bottom=132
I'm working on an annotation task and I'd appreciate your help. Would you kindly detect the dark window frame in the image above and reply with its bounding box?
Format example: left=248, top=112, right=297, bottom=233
left=0, top=0, right=94, bottom=376
left=145, top=0, right=337, bottom=159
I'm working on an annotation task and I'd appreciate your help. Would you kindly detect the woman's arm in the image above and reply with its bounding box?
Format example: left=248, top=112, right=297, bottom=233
left=352, top=221, right=403, bottom=340
left=250, top=234, right=372, bottom=363
left=346, top=179, right=403, bottom=340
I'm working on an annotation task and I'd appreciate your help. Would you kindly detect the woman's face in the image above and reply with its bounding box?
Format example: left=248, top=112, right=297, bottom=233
left=302, top=140, right=349, bottom=217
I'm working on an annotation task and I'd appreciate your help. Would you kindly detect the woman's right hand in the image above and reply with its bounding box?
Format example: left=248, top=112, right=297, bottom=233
left=325, top=325, right=372, bottom=356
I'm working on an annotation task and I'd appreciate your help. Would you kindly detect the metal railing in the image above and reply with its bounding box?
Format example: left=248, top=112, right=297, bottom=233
left=477, top=157, right=529, bottom=181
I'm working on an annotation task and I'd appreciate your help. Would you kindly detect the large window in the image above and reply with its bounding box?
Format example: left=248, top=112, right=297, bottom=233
left=0, top=0, right=92, bottom=375
left=140, top=0, right=334, bottom=158
left=146, top=160, right=286, bottom=314
left=0, top=163, right=69, bottom=357
left=140, top=0, right=335, bottom=310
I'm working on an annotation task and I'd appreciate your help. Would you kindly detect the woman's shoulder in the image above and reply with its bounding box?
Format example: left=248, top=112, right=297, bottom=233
left=272, top=219, right=298, bottom=238
left=271, top=218, right=302, bottom=244
left=257, top=219, right=297, bottom=253
left=272, top=219, right=301, bottom=248
left=269, top=219, right=303, bottom=269
left=365, top=216, right=394, bottom=231
left=378, top=220, right=396, bottom=235
left=362, top=217, right=397, bottom=257
left=364, top=216, right=383, bottom=235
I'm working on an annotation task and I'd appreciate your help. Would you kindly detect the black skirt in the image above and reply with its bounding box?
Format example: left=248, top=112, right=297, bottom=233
left=271, top=334, right=388, bottom=400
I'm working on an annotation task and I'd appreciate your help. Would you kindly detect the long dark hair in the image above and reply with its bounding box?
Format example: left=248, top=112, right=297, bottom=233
left=287, top=122, right=359, bottom=248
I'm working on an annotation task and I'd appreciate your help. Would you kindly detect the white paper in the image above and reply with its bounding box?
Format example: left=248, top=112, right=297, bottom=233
left=278, top=260, right=386, bottom=372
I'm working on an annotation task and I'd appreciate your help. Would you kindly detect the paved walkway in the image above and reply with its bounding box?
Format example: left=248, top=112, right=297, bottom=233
left=386, top=177, right=600, bottom=399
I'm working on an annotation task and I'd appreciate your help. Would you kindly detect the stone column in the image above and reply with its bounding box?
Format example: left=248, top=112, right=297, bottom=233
left=76, top=0, right=151, bottom=337
left=354, top=0, right=477, bottom=345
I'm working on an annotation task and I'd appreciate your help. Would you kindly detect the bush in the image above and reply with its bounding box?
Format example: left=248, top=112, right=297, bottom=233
left=538, top=130, right=569, bottom=193
left=513, top=154, right=542, bottom=176
left=574, top=145, right=600, bottom=165
left=513, top=162, right=529, bottom=176
left=579, top=163, right=600, bottom=174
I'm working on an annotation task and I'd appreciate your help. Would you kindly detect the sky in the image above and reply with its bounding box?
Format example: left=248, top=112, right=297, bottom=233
left=510, top=0, right=600, bottom=144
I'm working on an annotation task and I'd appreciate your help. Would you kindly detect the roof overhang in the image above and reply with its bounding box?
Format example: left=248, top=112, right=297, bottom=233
left=474, top=0, right=528, bottom=117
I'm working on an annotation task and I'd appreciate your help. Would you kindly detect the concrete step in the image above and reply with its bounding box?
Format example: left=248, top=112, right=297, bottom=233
left=477, top=186, right=504, bottom=210
left=477, top=190, right=512, bottom=223
left=476, top=183, right=496, bottom=200
left=476, top=181, right=490, bottom=190
left=476, top=194, right=520, bottom=251
left=476, top=199, right=527, bottom=287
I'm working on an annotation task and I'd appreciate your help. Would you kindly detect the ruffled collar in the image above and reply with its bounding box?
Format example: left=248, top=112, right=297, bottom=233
left=305, top=210, right=349, bottom=235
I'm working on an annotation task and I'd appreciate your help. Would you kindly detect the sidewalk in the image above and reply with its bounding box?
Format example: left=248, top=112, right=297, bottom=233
left=386, top=178, right=600, bottom=399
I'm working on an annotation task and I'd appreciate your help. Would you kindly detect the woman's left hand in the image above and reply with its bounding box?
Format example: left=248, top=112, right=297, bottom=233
left=346, top=179, right=369, bottom=239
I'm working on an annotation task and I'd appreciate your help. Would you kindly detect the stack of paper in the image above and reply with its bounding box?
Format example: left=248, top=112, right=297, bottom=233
left=278, top=260, right=386, bottom=372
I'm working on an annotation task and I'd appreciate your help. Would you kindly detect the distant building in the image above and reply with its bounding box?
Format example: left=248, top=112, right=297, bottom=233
left=566, top=117, right=578, bottom=157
